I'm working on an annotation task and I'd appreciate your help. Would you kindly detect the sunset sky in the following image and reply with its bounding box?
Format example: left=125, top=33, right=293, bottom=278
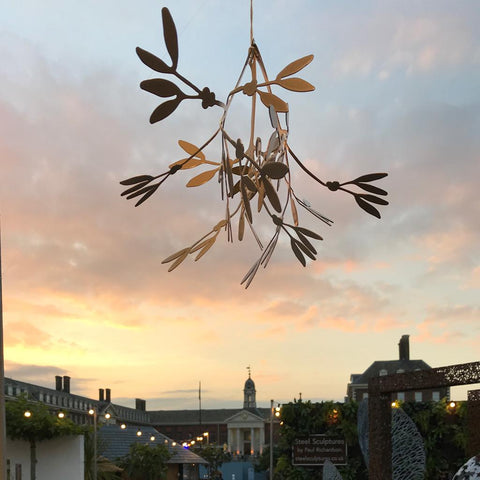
left=1, top=0, right=478, bottom=411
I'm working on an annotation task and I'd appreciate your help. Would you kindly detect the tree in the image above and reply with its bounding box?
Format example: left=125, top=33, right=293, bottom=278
left=84, top=429, right=122, bottom=480
left=191, top=443, right=231, bottom=479
left=6, top=395, right=84, bottom=480
left=118, top=443, right=171, bottom=480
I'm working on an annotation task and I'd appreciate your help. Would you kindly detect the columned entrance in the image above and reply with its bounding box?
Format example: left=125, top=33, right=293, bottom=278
left=226, top=410, right=266, bottom=455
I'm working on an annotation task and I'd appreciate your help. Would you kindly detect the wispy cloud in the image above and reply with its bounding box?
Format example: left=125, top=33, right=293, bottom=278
left=0, top=0, right=478, bottom=404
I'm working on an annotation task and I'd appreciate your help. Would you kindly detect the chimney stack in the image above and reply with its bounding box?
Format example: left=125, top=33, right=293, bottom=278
left=63, top=375, right=71, bottom=393
left=99, top=388, right=105, bottom=402
left=55, top=376, right=62, bottom=391
left=399, top=335, right=410, bottom=361
left=135, top=398, right=146, bottom=411
left=106, top=388, right=111, bottom=403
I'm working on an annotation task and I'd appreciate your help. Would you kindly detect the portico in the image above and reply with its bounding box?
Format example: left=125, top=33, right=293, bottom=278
left=226, top=410, right=266, bottom=455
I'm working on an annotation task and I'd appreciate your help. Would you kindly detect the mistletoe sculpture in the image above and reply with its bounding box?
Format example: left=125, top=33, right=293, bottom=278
left=121, top=7, right=388, bottom=287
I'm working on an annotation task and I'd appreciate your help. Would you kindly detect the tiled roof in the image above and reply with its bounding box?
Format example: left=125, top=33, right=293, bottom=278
left=5, top=377, right=151, bottom=424
left=98, top=424, right=208, bottom=464
left=149, top=407, right=271, bottom=425
left=352, top=360, right=431, bottom=385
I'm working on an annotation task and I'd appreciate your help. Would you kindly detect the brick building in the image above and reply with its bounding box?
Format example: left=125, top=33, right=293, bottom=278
left=346, top=335, right=450, bottom=403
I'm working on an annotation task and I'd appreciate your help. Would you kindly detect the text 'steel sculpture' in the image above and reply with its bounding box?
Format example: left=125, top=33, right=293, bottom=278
left=121, top=6, right=388, bottom=287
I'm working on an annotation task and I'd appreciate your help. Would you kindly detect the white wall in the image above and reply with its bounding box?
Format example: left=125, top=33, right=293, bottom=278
left=6, top=439, right=30, bottom=479
left=7, top=435, right=84, bottom=480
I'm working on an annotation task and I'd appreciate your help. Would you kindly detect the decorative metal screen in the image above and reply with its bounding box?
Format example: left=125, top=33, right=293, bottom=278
left=468, top=390, right=480, bottom=456
left=368, top=361, right=480, bottom=480
left=357, top=399, right=425, bottom=479
left=357, top=399, right=369, bottom=466
left=391, top=407, right=425, bottom=480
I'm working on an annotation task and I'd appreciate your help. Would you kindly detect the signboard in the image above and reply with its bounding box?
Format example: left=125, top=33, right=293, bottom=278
left=292, top=435, right=347, bottom=466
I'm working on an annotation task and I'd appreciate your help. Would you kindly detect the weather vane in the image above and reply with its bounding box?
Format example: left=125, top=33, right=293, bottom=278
left=121, top=3, right=388, bottom=287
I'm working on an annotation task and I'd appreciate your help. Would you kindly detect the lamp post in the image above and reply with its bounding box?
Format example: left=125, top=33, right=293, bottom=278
left=0, top=231, right=6, bottom=478
left=88, top=409, right=98, bottom=480
left=88, top=409, right=110, bottom=480
left=269, top=400, right=273, bottom=480
left=269, top=400, right=281, bottom=480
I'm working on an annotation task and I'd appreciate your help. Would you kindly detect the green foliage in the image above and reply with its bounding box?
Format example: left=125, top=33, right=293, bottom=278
left=276, top=399, right=367, bottom=480
left=6, top=395, right=83, bottom=443
left=6, top=395, right=86, bottom=480
left=191, top=443, right=231, bottom=478
left=118, top=443, right=171, bottom=480
left=84, top=430, right=121, bottom=480
left=274, top=398, right=469, bottom=480
left=254, top=445, right=281, bottom=474
left=402, top=399, right=468, bottom=479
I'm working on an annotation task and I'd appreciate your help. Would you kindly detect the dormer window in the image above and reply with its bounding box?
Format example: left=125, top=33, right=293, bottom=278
left=379, top=369, right=388, bottom=376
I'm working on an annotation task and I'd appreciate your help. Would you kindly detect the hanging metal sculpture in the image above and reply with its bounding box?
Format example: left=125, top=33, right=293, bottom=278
left=323, top=459, right=344, bottom=480
left=358, top=399, right=426, bottom=480
left=121, top=5, right=388, bottom=286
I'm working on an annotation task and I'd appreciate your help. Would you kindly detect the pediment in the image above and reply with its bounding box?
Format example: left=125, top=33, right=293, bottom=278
left=225, top=409, right=264, bottom=425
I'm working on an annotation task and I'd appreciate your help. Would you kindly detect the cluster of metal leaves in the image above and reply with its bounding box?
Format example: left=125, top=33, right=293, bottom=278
left=357, top=400, right=426, bottom=480
left=323, top=459, right=344, bottom=480
left=120, top=7, right=389, bottom=286
left=453, top=455, right=480, bottom=480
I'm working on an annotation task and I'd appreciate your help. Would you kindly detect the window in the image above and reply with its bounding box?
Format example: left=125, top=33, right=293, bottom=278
left=432, top=391, right=440, bottom=402
left=379, top=369, right=388, bottom=376
left=414, top=392, right=422, bottom=402
left=397, top=392, right=405, bottom=401
left=15, top=463, right=22, bottom=480
left=396, top=369, right=405, bottom=374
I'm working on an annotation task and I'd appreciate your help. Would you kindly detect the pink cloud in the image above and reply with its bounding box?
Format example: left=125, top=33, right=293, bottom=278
left=416, top=228, right=475, bottom=268
left=413, top=321, right=465, bottom=345
left=332, top=7, right=479, bottom=77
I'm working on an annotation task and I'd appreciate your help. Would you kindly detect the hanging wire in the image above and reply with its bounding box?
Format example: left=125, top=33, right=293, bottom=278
left=250, top=0, right=254, bottom=45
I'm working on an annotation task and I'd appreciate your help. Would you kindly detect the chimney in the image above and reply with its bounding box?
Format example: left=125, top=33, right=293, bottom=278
left=399, top=335, right=410, bottom=361
left=55, top=376, right=62, bottom=391
left=135, top=398, right=146, bottom=411
left=106, top=388, right=111, bottom=403
left=99, top=389, right=105, bottom=401
left=63, top=375, right=71, bottom=393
